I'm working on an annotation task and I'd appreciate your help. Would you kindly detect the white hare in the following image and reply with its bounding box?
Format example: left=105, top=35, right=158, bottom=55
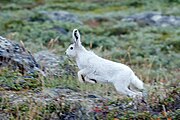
left=65, top=29, right=144, bottom=97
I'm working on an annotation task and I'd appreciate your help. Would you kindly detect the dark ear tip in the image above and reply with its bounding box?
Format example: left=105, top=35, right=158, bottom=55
left=73, top=29, right=79, bottom=40
left=73, top=29, right=78, bottom=33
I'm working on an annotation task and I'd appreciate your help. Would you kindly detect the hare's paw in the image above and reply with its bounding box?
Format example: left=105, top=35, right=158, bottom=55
left=136, top=92, right=143, bottom=97
left=84, top=76, right=97, bottom=84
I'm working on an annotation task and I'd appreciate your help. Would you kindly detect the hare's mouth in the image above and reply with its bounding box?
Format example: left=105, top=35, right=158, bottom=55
left=66, top=54, right=74, bottom=60
left=65, top=53, right=70, bottom=58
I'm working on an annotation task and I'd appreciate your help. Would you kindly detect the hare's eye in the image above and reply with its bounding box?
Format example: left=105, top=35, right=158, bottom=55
left=70, top=47, right=73, bottom=50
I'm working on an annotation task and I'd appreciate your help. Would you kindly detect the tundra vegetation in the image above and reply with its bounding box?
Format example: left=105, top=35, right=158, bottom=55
left=0, top=0, right=179, bottom=119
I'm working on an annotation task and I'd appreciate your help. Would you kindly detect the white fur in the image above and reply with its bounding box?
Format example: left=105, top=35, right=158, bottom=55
left=66, top=29, right=144, bottom=98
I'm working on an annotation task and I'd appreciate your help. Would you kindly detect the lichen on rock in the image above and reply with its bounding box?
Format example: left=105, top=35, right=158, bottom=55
left=34, top=50, right=76, bottom=77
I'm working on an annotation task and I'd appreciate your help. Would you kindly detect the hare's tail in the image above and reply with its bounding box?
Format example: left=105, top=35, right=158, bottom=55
left=131, top=75, right=144, bottom=90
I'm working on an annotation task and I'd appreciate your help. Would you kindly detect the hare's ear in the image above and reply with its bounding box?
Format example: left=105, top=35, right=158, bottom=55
left=72, top=29, right=81, bottom=46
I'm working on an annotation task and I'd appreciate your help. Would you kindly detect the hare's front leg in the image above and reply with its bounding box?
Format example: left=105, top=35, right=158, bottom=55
left=77, top=69, right=90, bottom=83
left=77, top=70, right=85, bottom=83
left=77, top=69, right=96, bottom=83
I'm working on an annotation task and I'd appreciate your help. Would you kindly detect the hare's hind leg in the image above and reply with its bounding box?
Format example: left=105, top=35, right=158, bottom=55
left=113, top=81, right=137, bottom=97
left=129, top=85, right=143, bottom=97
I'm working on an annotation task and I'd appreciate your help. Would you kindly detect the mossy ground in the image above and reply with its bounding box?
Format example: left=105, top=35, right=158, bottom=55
left=0, top=0, right=180, bottom=119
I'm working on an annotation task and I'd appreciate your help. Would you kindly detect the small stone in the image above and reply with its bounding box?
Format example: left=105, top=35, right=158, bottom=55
left=87, top=94, right=98, bottom=98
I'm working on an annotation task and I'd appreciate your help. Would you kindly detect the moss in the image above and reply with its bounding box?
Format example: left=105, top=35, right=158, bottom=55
left=0, top=69, right=42, bottom=90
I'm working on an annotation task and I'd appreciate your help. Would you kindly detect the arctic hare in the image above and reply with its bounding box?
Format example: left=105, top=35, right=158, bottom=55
left=66, top=29, right=144, bottom=97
